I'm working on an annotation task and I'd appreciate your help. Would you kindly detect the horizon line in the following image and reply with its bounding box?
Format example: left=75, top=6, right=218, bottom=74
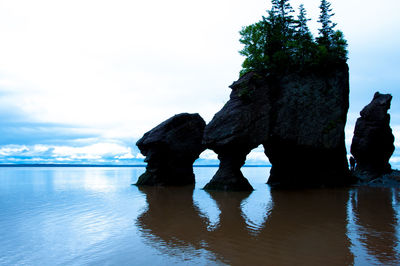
left=0, top=163, right=271, bottom=168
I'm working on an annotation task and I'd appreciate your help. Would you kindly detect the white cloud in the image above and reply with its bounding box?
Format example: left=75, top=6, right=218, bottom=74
left=136, top=153, right=145, bottom=159
left=52, top=143, right=131, bottom=159
left=390, top=157, right=400, bottom=163
left=0, top=0, right=399, bottom=164
left=392, top=126, right=400, bottom=148
left=116, top=152, right=135, bottom=159
left=246, top=151, right=269, bottom=163
left=199, top=150, right=218, bottom=160
left=0, top=143, right=140, bottom=164
left=0, top=145, right=29, bottom=155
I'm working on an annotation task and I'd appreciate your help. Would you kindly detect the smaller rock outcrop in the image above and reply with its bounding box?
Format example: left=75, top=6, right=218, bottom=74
left=351, top=92, right=395, bottom=181
left=136, top=113, right=206, bottom=186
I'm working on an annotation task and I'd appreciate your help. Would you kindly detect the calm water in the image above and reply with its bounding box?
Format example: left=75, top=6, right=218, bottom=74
left=0, top=167, right=399, bottom=265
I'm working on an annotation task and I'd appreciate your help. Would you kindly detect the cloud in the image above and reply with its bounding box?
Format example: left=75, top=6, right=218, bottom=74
left=0, top=0, right=399, bottom=164
left=0, top=142, right=142, bottom=164
left=198, top=146, right=270, bottom=165
left=199, top=150, right=218, bottom=160
left=0, top=145, right=29, bottom=156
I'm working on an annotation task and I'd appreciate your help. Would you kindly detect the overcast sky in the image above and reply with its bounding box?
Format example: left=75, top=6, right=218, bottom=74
left=0, top=0, right=399, bottom=165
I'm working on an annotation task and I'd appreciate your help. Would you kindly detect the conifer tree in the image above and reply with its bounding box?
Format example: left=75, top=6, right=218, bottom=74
left=317, top=0, right=336, bottom=47
left=265, top=0, right=296, bottom=72
left=317, top=0, right=348, bottom=62
left=294, top=4, right=314, bottom=65
left=238, top=0, right=348, bottom=76
left=296, top=4, right=311, bottom=39
left=270, top=0, right=295, bottom=45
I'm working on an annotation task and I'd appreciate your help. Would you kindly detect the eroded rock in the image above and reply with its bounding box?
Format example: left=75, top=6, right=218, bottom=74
left=203, top=63, right=351, bottom=190
left=136, top=113, right=206, bottom=186
left=203, top=72, right=272, bottom=190
left=265, top=66, right=350, bottom=187
left=351, top=92, right=395, bottom=181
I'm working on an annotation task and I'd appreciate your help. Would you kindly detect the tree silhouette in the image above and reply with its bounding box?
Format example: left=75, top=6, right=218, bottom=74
left=317, top=0, right=336, bottom=47
left=238, top=0, right=348, bottom=76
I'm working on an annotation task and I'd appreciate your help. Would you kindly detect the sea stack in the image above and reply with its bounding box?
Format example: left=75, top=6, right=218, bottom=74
left=136, top=113, right=206, bottom=186
left=351, top=92, right=395, bottom=181
left=203, top=63, right=351, bottom=190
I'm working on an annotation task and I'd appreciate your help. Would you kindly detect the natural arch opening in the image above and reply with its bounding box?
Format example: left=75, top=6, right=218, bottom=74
left=242, top=145, right=271, bottom=184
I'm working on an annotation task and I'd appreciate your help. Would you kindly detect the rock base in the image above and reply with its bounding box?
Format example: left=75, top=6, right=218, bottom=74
left=203, top=152, right=253, bottom=191
left=136, top=169, right=195, bottom=186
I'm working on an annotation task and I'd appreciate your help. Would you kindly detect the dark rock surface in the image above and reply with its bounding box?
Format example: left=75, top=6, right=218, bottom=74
left=203, top=72, right=271, bottom=191
left=351, top=92, right=395, bottom=181
left=136, top=113, right=206, bottom=186
left=356, top=170, right=400, bottom=188
left=203, top=63, right=351, bottom=190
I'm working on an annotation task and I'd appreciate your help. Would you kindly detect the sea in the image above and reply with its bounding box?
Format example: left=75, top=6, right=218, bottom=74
left=0, top=166, right=399, bottom=265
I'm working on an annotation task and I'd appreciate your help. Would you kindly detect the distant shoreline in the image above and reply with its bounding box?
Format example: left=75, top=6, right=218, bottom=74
left=0, top=164, right=271, bottom=168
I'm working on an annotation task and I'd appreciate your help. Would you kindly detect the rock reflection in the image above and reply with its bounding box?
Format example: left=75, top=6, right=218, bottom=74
left=205, top=191, right=257, bottom=265
left=351, top=187, right=399, bottom=264
left=136, top=186, right=400, bottom=265
left=136, top=186, right=208, bottom=250
left=258, top=189, right=354, bottom=265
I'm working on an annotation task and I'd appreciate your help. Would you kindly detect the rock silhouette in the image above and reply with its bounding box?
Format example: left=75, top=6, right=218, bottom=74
left=136, top=113, right=205, bottom=186
left=203, top=63, right=351, bottom=190
left=351, top=92, right=395, bottom=181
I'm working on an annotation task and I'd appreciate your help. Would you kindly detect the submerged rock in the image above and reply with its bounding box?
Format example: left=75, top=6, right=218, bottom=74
left=351, top=92, right=395, bottom=181
left=136, top=113, right=206, bottom=186
left=203, top=63, right=351, bottom=190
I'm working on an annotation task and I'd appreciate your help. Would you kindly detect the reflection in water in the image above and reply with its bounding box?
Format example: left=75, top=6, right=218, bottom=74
left=1, top=167, right=400, bottom=265
left=259, top=189, right=354, bottom=265
left=137, top=186, right=208, bottom=249
left=137, top=184, right=400, bottom=265
left=137, top=186, right=356, bottom=265
left=350, top=187, right=400, bottom=264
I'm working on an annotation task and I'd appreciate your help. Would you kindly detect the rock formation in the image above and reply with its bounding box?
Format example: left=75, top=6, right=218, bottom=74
left=203, top=63, right=351, bottom=190
left=203, top=72, right=271, bottom=191
left=136, top=113, right=206, bottom=186
left=350, top=92, right=395, bottom=181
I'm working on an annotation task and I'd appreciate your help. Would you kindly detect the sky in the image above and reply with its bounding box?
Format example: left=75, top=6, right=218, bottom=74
left=0, top=0, right=399, bottom=166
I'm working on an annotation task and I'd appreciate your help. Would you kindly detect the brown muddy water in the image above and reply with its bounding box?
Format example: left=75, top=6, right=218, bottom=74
left=0, top=167, right=399, bottom=265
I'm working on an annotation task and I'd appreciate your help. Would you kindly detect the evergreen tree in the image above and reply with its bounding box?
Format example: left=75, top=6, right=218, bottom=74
left=272, top=0, right=295, bottom=19
left=238, top=0, right=348, bottom=76
left=294, top=4, right=314, bottom=65
left=317, top=0, right=336, bottom=47
left=270, top=0, right=295, bottom=48
left=265, top=0, right=296, bottom=72
left=296, top=4, right=311, bottom=39
left=330, top=30, right=348, bottom=61
left=316, top=0, right=348, bottom=63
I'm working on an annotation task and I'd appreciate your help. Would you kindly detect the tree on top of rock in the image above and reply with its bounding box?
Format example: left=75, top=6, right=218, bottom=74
left=295, top=4, right=312, bottom=40
left=271, top=0, right=295, bottom=39
left=264, top=0, right=296, bottom=72
left=317, top=0, right=336, bottom=47
left=316, top=0, right=348, bottom=63
left=293, top=4, right=314, bottom=65
left=238, top=0, right=348, bottom=76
